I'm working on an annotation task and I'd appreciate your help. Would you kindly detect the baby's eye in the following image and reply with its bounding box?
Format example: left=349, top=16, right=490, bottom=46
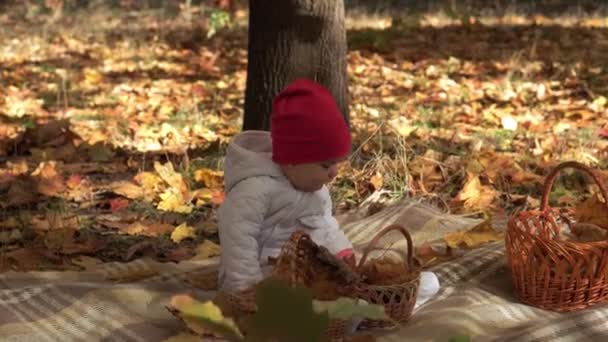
left=320, top=162, right=332, bottom=169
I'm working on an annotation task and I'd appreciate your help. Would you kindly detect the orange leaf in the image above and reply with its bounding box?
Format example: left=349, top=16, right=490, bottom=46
left=110, top=198, right=130, bottom=212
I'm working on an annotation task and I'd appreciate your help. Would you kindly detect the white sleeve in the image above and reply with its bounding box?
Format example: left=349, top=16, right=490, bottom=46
left=320, top=188, right=352, bottom=254
left=217, top=177, right=269, bottom=291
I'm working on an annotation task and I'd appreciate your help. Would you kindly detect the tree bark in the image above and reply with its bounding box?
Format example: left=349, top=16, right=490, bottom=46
left=243, top=0, right=349, bottom=131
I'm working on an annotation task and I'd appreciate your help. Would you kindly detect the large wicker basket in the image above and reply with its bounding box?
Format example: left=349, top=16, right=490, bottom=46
left=223, top=231, right=352, bottom=341
left=505, top=161, right=608, bottom=312
left=354, top=224, right=421, bottom=329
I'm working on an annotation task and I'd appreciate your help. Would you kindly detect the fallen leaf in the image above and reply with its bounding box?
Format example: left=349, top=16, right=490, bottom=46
left=134, top=171, right=164, bottom=192
left=169, top=295, right=243, bottom=339
left=192, top=240, right=221, bottom=260
left=444, top=219, right=503, bottom=249
left=172, top=222, right=196, bottom=243
left=194, top=168, right=224, bottom=188
left=370, top=172, right=384, bottom=190
left=125, top=221, right=174, bottom=236
left=154, top=161, right=189, bottom=196
left=31, top=214, right=80, bottom=231
left=158, top=187, right=193, bottom=214
left=110, top=198, right=130, bottom=212
left=110, top=181, right=145, bottom=200
left=573, top=194, right=608, bottom=229
left=66, top=174, right=83, bottom=189
left=31, top=161, right=65, bottom=197
left=451, top=172, right=499, bottom=212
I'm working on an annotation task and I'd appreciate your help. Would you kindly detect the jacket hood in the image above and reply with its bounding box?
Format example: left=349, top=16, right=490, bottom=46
left=223, top=131, right=284, bottom=192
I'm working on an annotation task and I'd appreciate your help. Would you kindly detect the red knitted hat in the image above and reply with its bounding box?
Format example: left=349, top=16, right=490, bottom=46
left=271, top=79, right=351, bottom=165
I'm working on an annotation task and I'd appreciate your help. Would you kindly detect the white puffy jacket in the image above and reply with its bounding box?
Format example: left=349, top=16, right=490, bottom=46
left=217, top=131, right=352, bottom=291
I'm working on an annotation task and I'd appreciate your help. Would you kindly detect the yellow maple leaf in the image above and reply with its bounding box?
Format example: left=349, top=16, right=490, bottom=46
left=158, top=188, right=193, bottom=214
left=134, top=171, right=164, bottom=192
left=192, top=240, right=221, bottom=260
left=194, top=168, right=224, bottom=188
left=444, top=219, right=503, bottom=249
left=154, top=161, right=189, bottom=196
left=171, top=222, right=196, bottom=243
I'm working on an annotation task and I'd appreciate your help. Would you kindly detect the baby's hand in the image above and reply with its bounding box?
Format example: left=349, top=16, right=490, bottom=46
left=337, top=249, right=357, bottom=270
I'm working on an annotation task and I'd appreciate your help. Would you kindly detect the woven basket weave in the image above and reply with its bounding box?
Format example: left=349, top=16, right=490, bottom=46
left=224, top=231, right=351, bottom=341
left=505, top=161, right=608, bottom=312
left=354, top=224, right=421, bottom=329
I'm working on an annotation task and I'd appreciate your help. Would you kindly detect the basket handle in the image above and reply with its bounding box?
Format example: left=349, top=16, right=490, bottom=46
left=356, top=224, right=414, bottom=269
left=540, top=161, right=608, bottom=212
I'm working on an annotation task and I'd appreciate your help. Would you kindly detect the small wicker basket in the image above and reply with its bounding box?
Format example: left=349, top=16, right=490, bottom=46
left=354, top=224, right=421, bottom=329
left=506, top=161, right=608, bottom=312
left=223, top=231, right=352, bottom=341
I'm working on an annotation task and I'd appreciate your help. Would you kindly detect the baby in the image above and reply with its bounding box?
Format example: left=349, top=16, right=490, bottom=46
left=217, top=78, right=355, bottom=291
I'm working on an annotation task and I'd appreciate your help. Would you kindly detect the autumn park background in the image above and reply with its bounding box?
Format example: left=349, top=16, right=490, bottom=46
left=0, top=0, right=607, bottom=340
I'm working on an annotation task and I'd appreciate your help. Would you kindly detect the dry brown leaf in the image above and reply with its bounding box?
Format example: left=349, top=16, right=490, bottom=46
left=31, top=161, right=65, bottom=197
left=444, top=219, right=503, bottom=249
left=573, top=194, right=608, bottom=229
left=110, top=181, right=145, bottom=200
left=452, top=172, right=499, bottom=212
left=409, top=156, right=445, bottom=193
left=31, top=214, right=80, bottom=231
left=194, top=168, right=224, bottom=188
left=472, top=151, right=543, bottom=184
left=125, top=221, right=174, bottom=236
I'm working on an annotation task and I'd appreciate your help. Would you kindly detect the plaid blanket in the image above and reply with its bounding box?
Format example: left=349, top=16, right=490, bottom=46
left=1, top=200, right=606, bottom=341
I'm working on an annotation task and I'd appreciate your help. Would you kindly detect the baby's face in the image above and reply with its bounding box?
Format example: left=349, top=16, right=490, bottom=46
left=281, top=159, right=343, bottom=192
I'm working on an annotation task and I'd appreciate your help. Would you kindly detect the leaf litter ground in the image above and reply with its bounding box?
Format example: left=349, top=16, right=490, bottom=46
left=0, top=5, right=607, bottom=277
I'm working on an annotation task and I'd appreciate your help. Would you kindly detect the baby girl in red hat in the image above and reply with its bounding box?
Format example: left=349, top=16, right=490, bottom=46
left=217, top=78, right=355, bottom=291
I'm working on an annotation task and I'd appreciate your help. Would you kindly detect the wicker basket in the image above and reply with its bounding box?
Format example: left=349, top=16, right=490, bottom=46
left=505, top=161, right=608, bottom=312
left=354, top=224, right=421, bottom=329
left=223, top=231, right=352, bottom=341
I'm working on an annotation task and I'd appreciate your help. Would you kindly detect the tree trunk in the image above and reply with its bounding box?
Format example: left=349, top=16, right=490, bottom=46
left=243, top=0, right=349, bottom=131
